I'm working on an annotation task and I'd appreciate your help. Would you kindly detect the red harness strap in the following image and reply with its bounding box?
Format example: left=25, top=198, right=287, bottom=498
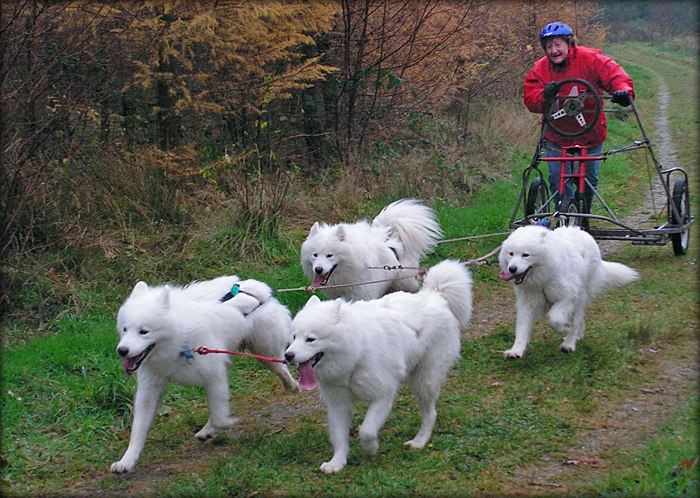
left=193, top=346, right=286, bottom=364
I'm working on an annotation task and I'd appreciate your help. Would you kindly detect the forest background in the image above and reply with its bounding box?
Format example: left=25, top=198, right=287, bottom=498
left=1, top=0, right=698, bottom=331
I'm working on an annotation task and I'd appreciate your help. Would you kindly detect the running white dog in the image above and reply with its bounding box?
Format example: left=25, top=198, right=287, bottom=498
left=499, top=225, right=639, bottom=358
left=300, top=199, right=442, bottom=301
left=285, top=259, right=472, bottom=474
left=110, top=276, right=299, bottom=474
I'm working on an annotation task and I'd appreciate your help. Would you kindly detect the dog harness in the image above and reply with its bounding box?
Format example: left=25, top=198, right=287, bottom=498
left=220, top=283, right=264, bottom=316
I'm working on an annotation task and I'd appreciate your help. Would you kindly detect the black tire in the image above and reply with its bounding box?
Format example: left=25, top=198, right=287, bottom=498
left=525, top=177, right=550, bottom=219
left=558, top=197, right=589, bottom=231
left=670, top=178, right=690, bottom=256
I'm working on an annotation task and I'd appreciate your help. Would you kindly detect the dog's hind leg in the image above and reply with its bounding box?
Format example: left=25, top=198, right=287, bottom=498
left=558, top=306, right=586, bottom=353
left=262, top=361, right=300, bottom=393
left=247, top=304, right=300, bottom=392
left=196, top=369, right=239, bottom=440
left=405, top=388, right=438, bottom=450
left=111, top=375, right=167, bottom=474
left=405, top=346, right=455, bottom=449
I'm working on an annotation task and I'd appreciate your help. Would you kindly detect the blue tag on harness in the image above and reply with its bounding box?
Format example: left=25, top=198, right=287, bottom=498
left=536, top=217, right=551, bottom=227
left=220, top=283, right=240, bottom=303
left=180, top=345, right=195, bottom=365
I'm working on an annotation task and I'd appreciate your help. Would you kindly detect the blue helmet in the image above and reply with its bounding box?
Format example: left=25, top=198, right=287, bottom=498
left=540, top=22, right=574, bottom=48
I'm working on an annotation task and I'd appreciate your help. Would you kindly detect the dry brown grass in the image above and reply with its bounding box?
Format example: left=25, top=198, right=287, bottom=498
left=284, top=98, right=541, bottom=229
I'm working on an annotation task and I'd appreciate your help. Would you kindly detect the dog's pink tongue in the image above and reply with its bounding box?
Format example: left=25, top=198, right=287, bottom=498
left=121, top=358, right=133, bottom=375
left=310, top=275, right=324, bottom=290
left=298, top=360, right=317, bottom=391
left=499, top=271, right=515, bottom=282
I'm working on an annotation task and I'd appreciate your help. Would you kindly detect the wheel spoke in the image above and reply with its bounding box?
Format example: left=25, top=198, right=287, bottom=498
left=550, top=108, right=567, bottom=120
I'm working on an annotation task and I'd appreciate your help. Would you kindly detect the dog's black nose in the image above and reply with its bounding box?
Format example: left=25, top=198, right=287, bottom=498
left=508, top=266, right=518, bottom=275
left=117, top=346, right=129, bottom=357
left=284, top=352, right=295, bottom=362
left=314, top=266, right=323, bottom=275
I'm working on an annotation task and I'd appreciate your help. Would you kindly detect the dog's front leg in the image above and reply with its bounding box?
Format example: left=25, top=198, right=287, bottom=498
left=359, top=396, right=395, bottom=456
left=111, top=374, right=167, bottom=474
left=504, top=291, right=546, bottom=359
left=320, top=391, right=354, bottom=474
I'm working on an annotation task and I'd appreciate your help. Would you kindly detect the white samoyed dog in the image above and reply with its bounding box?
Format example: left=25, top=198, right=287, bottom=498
left=111, top=276, right=299, bottom=474
left=300, top=199, right=442, bottom=301
left=498, top=225, right=639, bottom=358
left=285, top=259, right=472, bottom=474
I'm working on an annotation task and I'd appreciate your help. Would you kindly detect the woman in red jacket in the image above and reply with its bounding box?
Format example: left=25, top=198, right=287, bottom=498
left=523, top=22, right=635, bottom=211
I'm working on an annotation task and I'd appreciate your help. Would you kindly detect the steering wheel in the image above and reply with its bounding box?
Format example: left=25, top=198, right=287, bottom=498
left=543, top=78, right=602, bottom=137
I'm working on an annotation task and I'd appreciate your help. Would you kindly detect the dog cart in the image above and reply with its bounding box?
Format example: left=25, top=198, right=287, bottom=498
left=509, top=78, right=692, bottom=256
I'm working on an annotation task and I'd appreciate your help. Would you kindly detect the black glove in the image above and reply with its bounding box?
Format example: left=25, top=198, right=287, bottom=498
left=611, top=90, right=632, bottom=107
left=543, top=81, right=561, bottom=100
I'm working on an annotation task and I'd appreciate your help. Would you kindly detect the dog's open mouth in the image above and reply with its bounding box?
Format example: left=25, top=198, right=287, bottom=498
left=499, top=268, right=529, bottom=285
left=310, top=266, right=335, bottom=290
left=122, top=343, right=155, bottom=375
left=297, top=353, right=323, bottom=391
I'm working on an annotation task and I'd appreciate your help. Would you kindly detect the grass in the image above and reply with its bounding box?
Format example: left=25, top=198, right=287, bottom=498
left=2, top=42, right=698, bottom=496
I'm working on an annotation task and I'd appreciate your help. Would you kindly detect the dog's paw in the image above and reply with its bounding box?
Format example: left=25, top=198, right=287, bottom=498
left=196, top=416, right=239, bottom=439
left=110, top=460, right=134, bottom=474
left=559, top=342, right=576, bottom=353
left=320, top=459, right=346, bottom=474
left=503, top=348, right=524, bottom=359
left=195, top=429, right=214, bottom=441
left=404, top=438, right=427, bottom=450
left=360, top=436, right=379, bottom=456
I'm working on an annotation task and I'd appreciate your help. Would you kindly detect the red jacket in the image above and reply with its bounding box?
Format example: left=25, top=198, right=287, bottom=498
left=523, top=45, right=635, bottom=147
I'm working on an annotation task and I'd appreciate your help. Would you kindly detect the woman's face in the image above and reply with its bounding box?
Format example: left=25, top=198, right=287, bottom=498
left=545, top=38, right=569, bottom=66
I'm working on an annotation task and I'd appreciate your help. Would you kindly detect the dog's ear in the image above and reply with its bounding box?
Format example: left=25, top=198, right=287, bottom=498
left=160, top=286, right=171, bottom=309
left=131, top=281, right=149, bottom=295
left=331, top=298, right=343, bottom=321
left=309, top=221, right=321, bottom=236
left=335, top=225, right=346, bottom=241
left=304, top=295, right=322, bottom=308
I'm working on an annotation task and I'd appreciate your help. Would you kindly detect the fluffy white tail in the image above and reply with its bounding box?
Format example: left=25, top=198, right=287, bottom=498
left=372, top=199, right=442, bottom=262
left=600, top=261, right=639, bottom=292
left=422, top=259, right=473, bottom=329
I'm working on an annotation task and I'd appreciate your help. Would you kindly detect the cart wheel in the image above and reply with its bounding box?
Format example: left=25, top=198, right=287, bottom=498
left=670, top=178, right=690, bottom=256
left=525, top=177, right=550, bottom=220
left=558, top=197, right=589, bottom=231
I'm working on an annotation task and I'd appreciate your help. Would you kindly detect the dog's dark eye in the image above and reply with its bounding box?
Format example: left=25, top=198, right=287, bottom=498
left=509, top=251, right=514, bottom=256
left=306, top=337, right=316, bottom=343
left=139, top=329, right=149, bottom=335
left=326, top=254, right=333, bottom=258
left=313, top=253, right=318, bottom=257
left=522, top=253, right=530, bottom=258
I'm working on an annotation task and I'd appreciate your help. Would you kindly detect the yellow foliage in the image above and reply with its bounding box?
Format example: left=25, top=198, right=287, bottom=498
left=127, top=0, right=339, bottom=118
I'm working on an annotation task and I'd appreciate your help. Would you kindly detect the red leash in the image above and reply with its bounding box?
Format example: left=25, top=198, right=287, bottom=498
left=193, top=346, right=286, bottom=364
